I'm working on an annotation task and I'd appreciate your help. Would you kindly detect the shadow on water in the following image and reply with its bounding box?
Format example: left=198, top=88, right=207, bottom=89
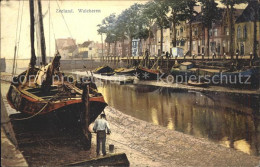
left=97, top=82, right=260, bottom=156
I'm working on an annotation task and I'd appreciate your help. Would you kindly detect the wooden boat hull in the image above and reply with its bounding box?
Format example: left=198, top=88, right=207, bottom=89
left=7, top=84, right=107, bottom=123
left=115, top=68, right=136, bottom=76
left=136, top=67, right=161, bottom=80
left=93, top=66, right=114, bottom=74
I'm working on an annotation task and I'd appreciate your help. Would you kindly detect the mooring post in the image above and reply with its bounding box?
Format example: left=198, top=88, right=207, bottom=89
left=82, top=84, right=91, bottom=150
left=250, top=52, right=253, bottom=67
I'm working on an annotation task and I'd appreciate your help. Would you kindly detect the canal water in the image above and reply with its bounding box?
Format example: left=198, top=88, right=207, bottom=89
left=97, top=82, right=260, bottom=156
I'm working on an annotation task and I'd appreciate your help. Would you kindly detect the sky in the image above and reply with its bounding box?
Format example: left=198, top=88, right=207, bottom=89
left=0, top=0, right=246, bottom=59
left=1, top=0, right=147, bottom=59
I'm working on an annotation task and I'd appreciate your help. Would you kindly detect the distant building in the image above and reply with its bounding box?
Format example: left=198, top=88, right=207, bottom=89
left=56, top=38, right=76, bottom=59
left=132, top=39, right=140, bottom=56
left=175, top=21, right=188, bottom=55
left=78, top=40, right=98, bottom=58
left=95, top=43, right=107, bottom=57
left=235, top=1, right=260, bottom=56
left=62, top=45, right=78, bottom=59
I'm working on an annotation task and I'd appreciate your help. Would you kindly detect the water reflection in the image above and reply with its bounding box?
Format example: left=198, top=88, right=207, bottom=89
left=98, top=82, right=260, bottom=156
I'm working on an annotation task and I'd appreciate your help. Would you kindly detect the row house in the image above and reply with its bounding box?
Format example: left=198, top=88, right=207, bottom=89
left=95, top=43, right=107, bottom=57
left=78, top=41, right=99, bottom=58
left=175, top=21, right=188, bottom=54
left=175, top=7, right=244, bottom=57
left=105, top=40, right=129, bottom=57
left=234, top=1, right=260, bottom=56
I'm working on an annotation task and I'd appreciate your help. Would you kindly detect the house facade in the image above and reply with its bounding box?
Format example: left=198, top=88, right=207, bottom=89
left=234, top=1, right=260, bottom=56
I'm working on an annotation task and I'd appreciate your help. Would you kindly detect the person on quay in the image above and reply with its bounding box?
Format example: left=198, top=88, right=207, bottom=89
left=93, top=113, right=111, bottom=156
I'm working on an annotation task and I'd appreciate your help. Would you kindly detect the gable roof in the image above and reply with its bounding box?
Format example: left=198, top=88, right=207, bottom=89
left=236, top=1, right=260, bottom=23
left=79, top=41, right=93, bottom=48
left=63, top=45, right=77, bottom=53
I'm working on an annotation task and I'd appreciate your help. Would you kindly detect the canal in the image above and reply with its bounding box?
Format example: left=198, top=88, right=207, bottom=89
left=97, top=82, right=260, bottom=156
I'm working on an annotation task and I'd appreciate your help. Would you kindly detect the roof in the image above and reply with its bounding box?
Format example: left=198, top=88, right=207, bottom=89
left=56, top=38, right=76, bottom=50
left=63, top=45, right=77, bottom=53
left=79, top=41, right=93, bottom=47
left=236, top=1, right=260, bottom=23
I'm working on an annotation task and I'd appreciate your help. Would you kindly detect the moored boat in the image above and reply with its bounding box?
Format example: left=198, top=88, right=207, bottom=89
left=6, top=0, right=107, bottom=149
left=93, top=66, right=114, bottom=74
left=136, top=67, right=162, bottom=80
left=115, top=68, right=136, bottom=76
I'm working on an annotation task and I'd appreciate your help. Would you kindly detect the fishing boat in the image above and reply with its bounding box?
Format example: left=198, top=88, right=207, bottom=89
left=171, top=62, right=195, bottom=77
left=136, top=67, right=162, bottom=80
left=135, top=55, right=163, bottom=80
left=171, top=62, right=197, bottom=82
left=114, top=67, right=136, bottom=76
left=6, top=0, right=107, bottom=146
left=93, top=66, right=114, bottom=76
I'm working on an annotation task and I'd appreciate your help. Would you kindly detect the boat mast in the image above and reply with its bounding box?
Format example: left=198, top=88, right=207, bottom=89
left=37, top=0, right=46, bottom=65
left=29, top=0, right=36, bottom=68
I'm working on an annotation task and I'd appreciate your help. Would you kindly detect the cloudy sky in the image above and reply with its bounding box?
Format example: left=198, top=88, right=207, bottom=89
left=1, top=0, right=246, bottom=59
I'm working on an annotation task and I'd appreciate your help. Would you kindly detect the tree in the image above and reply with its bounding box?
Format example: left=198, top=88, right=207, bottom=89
left=142, top=1, right=157, bottom=53
left=221, top=0, right=248, bottom=60
left=149, top=0, right=170, bottom=56
left=98, top=13, right=117, bottom=56
left=97, top=24, right=106, bottom=58
left=166, top=0, right=185, bottom=47
left=121, top=3, right=143, bottom=57
left=178, top=0, right=198, bottom=56
left=200, top=0, right=221, bottom=58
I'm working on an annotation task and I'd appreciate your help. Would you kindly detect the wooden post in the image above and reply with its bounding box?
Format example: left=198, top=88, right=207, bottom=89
left=250, top=52, right=253, bottom=67
left=81, top=84, right=91, bottom=150
left=161, top=56, right=163, bottom=67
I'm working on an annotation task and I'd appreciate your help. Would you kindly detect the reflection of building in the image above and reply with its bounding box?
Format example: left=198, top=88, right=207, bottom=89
left=235, top=1, right=260, bottom=56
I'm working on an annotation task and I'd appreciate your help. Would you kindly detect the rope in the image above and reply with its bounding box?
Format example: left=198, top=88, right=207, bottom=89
left=49, top=0, right=51, bottom=60
left=11, top=102, right=49, bottom=121
left=50, top=13, right=58, bottom=50
left=55, top=0, right=76, bottom=46
left=14, top=0, right=25, bottom=75
left=12, top=0, right=21, bottom=76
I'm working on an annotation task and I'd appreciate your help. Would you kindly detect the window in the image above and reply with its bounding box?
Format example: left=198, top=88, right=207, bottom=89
left=209, top=29, right=213, bottom=37
left=243, top=26, right=247, bottom=39
left=210, top=42, right=216, bottom=52
left=177, top=30, right=179, bottom=36
left=214, top=29, right=218, bottom=36
left=237, top=26, right=241, bottom=39
left=225, top=27, right=229, bottom=35
left=194, top=28, right=198, bottom=36
left=193, top=41, right=196, bottom=51
left=181, top=41, right=185, bottom=46
left=89, top=47, right=92, bottom=50
left=180, top=27, right=183, bottom=33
